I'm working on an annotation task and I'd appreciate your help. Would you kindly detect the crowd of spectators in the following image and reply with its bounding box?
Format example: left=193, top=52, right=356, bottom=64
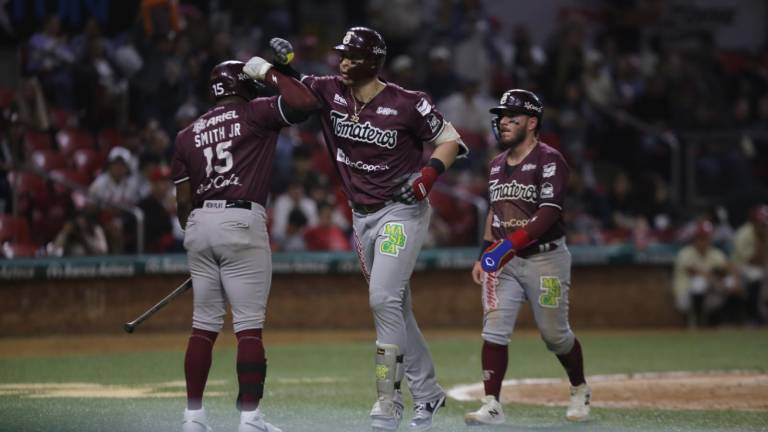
left=0, top=0, right=767, bottom=268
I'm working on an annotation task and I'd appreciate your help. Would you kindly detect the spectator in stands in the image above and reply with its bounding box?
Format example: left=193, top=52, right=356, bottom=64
left=276, top=208, right=308, bottom=252
left=732, top=205, right=768, bottom=325
left=88, top=146, right=140, bottom=208
left=136, top=152, right=162, bottom=199
left=304, top=202, right=351, bottom=251
left=271, top=181, right=317, bottom=241
left=27, top=15, right=76, bottom=107
left=673, top=221, right=740, bottom=327
left=423, top=46, right=459, bottom=102
left=51, top=212, right=108, bottom=256
left=137, top=166, right=174, bottom=253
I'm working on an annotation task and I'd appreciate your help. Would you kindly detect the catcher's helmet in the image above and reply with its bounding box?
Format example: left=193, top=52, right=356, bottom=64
left=333, top=27, right=386, bottom=82
left=209, top=60, right=264, bottom=101
left=490, top=89, right=543, bottom=137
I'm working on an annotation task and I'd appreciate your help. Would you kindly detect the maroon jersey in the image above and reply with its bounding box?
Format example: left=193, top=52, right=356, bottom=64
left=301, top=75, right=447, bottom=204
left=171, top=97, right=290, bottom=206
left=488, top=142, right=569, bottom=243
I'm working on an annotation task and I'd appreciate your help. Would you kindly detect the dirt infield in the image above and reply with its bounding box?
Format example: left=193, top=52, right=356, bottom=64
left=451, top=371, right=768, bottom=412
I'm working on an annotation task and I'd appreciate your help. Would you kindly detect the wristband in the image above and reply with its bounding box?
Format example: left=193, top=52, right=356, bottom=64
left=426, top=158, right=446, bottom=176
left=478, top=239, right=493, bottom=260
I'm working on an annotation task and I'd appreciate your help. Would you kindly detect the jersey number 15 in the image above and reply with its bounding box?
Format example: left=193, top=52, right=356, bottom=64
left=203, top=140, right=233, bottom=177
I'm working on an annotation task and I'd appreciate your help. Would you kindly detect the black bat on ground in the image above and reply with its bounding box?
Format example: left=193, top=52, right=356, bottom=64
left=123, top=277, right=192, bottom=333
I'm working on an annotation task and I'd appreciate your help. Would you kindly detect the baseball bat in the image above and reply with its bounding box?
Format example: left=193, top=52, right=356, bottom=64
left=123, top=277, right=193, bottom=333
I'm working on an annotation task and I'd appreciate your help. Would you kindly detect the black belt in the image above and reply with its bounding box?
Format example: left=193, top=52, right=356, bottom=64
left=350, top=201, right=387, bottom=214
left=518, top=241, right=559, bottom=258
left=194, top=200, right=257, bottom=210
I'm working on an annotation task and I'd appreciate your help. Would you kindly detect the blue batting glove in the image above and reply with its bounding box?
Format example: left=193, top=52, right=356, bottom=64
left=480, top=239, right=516, bottom=273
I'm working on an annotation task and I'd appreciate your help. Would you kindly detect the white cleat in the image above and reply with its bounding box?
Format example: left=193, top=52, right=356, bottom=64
left=239, top=408, right=283, bottom=432
left=464, top=395, right=505, bottom=426
left=409, top=394, right=446, bottom=431
left=370, top=396, right=403, bottom=431
left=566, top=383, right=591, bottom=422
left=182, top=408, right=213, bottom=432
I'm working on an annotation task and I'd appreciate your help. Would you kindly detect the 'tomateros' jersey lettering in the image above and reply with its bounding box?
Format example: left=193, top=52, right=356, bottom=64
left=171, top=97, right=290, bottom=206
left=488, top=142, right=569, bottom=242
left=302, top=75, right=446, bottom=204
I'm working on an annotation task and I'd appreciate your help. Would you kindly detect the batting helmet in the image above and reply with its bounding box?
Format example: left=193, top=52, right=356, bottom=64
left=333, top=27, right=386, bottom=82
left=209, top=60, right=264, bottom=101
left=490, top=89, right=543, bottom=138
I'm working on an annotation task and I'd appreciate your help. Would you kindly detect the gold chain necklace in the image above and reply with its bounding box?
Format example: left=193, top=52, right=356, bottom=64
left=349, top=91, right=368, bottom=123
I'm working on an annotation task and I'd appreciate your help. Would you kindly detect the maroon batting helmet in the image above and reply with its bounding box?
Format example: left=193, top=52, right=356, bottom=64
left=490, top=89, right=543, bottom=137
left=209, top=60, right=264, bottom=101
left=333, top=27, right=386, bottom=82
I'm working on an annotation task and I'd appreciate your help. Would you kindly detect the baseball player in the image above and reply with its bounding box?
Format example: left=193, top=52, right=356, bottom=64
left=464, top=89, right=590, bottom=426
left=269, top=28, right=468, bottom=431
left=171, top=58, right=318, bottom=432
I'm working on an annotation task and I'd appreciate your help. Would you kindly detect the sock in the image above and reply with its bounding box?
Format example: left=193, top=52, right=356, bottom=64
left=556, top=338, right=586, bottom=386
left=481, top=341, right=508, bottom=400
left=236, top=328, right=266, bottom=411
left=185, top=328, right=219, bottom=410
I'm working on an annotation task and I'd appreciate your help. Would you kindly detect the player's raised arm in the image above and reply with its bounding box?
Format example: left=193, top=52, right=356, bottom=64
left=243, top=54, right=320, bottom=122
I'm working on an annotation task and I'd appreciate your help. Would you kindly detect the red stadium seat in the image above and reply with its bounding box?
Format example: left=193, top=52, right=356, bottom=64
left=49, top=108, right=79, bottom=129
left=8, top=171, right=49, bottom=206
left=56, top=128, right=95, bottom=155
left=0, top=215, right=32, bottom=243
left=97, top=128, right=122, bottom=150
left=24, top=130, right=53, bottom=152
left=1, top=242, right=39, bottom=259
left=71, top=148, right=105, bottom=179
left=50, top=169, right=90, bottom=196
left=30, top=150, right=68, bottom=171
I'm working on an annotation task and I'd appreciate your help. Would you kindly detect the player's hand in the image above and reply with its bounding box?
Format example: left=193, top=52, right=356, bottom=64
left=270, top=38, right=295, bottom=65
left=391, top=166, right=439, bottom=205
left=480, top=239, right=516, bottom=273
left=244, top=56, right=273, bottom=81
left=471, top=261, right=484, bottom=285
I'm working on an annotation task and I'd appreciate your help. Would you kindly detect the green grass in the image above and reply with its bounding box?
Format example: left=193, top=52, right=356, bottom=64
left=0, top=329, right=767, bottom=432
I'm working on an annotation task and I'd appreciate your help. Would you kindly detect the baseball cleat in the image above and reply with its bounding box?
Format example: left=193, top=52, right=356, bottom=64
left=464, top=395, right=505, bottom=426
left=566, top=383, right=591, bottom=422
left=182, top=408, right=213, bottom=432
left=370, top=395, right=403, bottom=431
left=409, top=394, right=446, bottom=431
left=238, top=408, right=282, bottom=432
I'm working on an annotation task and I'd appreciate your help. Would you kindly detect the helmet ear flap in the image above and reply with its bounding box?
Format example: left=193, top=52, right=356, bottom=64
left=491, top=117, right=501, bottom=141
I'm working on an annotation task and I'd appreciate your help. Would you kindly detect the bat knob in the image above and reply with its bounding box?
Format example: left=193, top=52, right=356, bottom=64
left=123, top=323, right=136, bottom=333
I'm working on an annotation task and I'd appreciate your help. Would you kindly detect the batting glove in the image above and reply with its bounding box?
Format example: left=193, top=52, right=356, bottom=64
left=270, top=37, right=295, bottom=64
left=392, top=165, right=439, bottom=205
left=480, top=239, right=516, bottom=273
left=244, top=56, right=273, bottom=81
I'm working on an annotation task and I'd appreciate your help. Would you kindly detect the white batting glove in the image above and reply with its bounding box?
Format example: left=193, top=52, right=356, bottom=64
left=244, top=56, right=273, bottom=81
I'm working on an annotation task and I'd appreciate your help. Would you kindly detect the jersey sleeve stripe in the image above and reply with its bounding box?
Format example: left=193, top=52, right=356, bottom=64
left=173, top=176, right=190, bottom=185
left=277, top=95, right=294, bottom=125
left=425, top=121, right=446, bottom=144
left=539, top=202, right=562, bottom=210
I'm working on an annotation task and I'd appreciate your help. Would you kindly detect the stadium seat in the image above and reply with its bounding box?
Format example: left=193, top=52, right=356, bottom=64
left=97, top=128, right=122, bottom=150
left=24, top=130, right=53, bottom=152
left=49, top=108, right=79, bottom=129
left=30, top=150, right=68, bottom=171
left=56, top=128, right=95, bottom=155
left=50, top=169, right=90, bottom=195
left=71, top=148, right=105, bottom=179
left=1, top=242, right=38, bottom=259
left=8, top=171, right=50, bottom=210
left=0, top=214, right=32, bottom=243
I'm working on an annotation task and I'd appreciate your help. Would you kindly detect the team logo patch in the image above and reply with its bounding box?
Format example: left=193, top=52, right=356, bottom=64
left=543, top=162, right=557, bottom=178
left=490, top=166, right=501, bottom=175
left=427, top=113, right=442, bottom=133
left=375, top=365, right=389, bottom=380
left=192, top=119, right=206, bottom=134
left=416, top=98, right=432, bottom=116
left=333, top=93, right=348, bottom=106
left=538, top=276, right=562, bottom=308
left=540, top=182, right=554, bottom=199
left=488, top=179, right=537, bottom=203
left=376, top=106, right=398, bottom=115
left=522, top=163, right=536, bottom=171
left=380, top=222, right=407, bottom=257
